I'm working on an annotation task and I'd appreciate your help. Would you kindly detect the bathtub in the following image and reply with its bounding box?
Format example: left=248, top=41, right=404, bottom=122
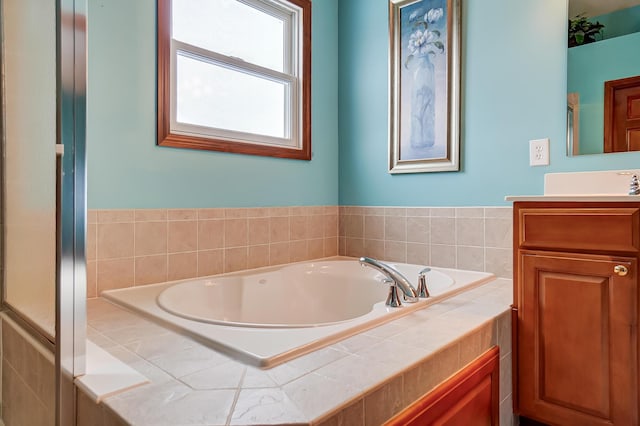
left=102, top=257, right=494, bottom=368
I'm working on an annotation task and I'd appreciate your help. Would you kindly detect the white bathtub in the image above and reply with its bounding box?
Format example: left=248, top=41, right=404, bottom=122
left=102, top=257, right=494, bottom=368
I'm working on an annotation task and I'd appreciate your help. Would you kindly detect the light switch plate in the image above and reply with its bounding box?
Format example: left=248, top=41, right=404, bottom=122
left=530, top=138, right=549, bottom=166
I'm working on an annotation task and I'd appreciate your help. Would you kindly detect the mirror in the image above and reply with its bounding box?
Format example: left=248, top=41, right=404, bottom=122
left=567, top=0, right=640, bottom=155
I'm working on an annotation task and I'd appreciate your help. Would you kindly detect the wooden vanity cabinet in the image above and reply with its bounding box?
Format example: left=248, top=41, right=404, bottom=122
left=513, top=202, right=639, bottom=425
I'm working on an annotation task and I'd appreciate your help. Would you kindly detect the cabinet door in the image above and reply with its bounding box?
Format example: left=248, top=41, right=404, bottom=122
left=518, top=252, right=638, bottom=425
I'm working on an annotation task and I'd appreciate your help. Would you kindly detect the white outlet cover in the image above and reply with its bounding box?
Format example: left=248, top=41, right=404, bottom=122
left=529, top=138, right=549, bottom=166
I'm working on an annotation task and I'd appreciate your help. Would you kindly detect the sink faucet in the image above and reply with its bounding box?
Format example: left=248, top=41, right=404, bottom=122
left=359, top=257, right=419, bottom=305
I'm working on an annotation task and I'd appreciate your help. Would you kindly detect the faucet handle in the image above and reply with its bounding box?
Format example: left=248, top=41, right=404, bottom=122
left=417, top=267, right=431, bottom=298
left=381, top=278, right=402, bottom=307
left=630, top=174, right=640, bottom=195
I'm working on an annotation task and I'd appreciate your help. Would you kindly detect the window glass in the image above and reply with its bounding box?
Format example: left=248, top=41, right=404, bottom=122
left=172, top=0, right=285, bottom=72
left=175, top=53, right=287, bottom=139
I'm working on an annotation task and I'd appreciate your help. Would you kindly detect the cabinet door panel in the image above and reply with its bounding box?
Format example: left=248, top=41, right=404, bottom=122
left=518, top=252, right=638, bottom=425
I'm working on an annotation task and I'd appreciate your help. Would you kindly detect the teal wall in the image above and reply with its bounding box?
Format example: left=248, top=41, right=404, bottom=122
left=595, top=5, right=640, bottom=40
left=568, top=32, right=640, bottom=154
left=87, top=0, right=339, bottom=208
left=89, top=0, right=640, bottom=209
left=338, top=0, right=640, bottom=206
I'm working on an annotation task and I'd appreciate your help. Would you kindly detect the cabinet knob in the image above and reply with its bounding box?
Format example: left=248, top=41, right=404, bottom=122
left=614, top=265, right=629, bottom=276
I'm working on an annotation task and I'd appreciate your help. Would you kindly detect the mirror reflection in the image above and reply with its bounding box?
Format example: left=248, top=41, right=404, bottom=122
left=567, top=0, right=640, bottom=155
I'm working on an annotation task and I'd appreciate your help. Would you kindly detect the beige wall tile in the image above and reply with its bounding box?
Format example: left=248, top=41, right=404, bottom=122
left=247, top=245, right=269, bottom=269
left=135, top=209, right=167, bottom=221
left=430, top=207, right=454, bottom=217
left=97, top=210, right=134, bottom=223
left=323, top=214, right=338, bottom=238
left=456, top=218, right=484, bottom=247
left=431, top=244, right=456, bottom=268
left=363, top=239, right=385, bottom=260
left=198, top=219, right=224, bottom=250
left=485, top=218, right=512, bottom=249
left=290, top=216, right=307, bottom=241
left=484, top=207, right=512, bottom=219
left=364, top=215, right=384, bottom=240
left=168, top=252, right=197, bottom=281
left=135, top=255, right=168, bottom=285
left=308, top=206, right=325, bottom=215
left=362, top=207, right=385, bottom=216
left=168, top=221, right=197, bottom=253
left=345, top=238, right=364, bottom=258
left=97, top=258, right=135, bottom=293
left=247, top=207, right=270, bottom=218
left=407, top=243, right=429, bottom=265
left=364, top=376, right=404, bottom=425
left=430, top=217, right=455, bottom=245
left=248, top=218, right=269, bottom=245
left=87, top=209, right=97, bottom=224
left=86, top=223, right=97, bottom=261
left=290, top=240, right=308, bottom=262
left=87, top=260, right=97, bottom=298
left=135, top=221, right=167, bottom=256
left=270, top=217, right=290, bottom=243
left=406, top=207, right=429, bottom=217
left=225, top=208, right=248, bottom=218
left=167, top=209, right=197, bottom=220
left=500, top=352, right=513, bottom=402
left=324, top=206, right=339, bottom=215
left=225, top=247, right=248, bottom=273
left=198, top=208, right=225, bottom=220
left=269, top=207, right=289, bottom=217
left=198, top=249, right=224, bottom=277
left=225, top=218, right=248, bottom=248
left=308, top=239, right=324, bottom=259
left=384, top=241, right=406, bottom=263
left=2, top=360, right=52, bottom=426
left=339, top=237, right=346, bottom=256
left=345, top=215, right=364, bottom=238
left=456, top=246, right=484, bottom=272
left=323, top=238, right=338, bottom=257
left=406, top=217, right=429, bottom=244
left=97, top=222, right=134, bottom=259
left=308, top=215, right=324, bottom=239
left=485, top=248, right=513, bottom=278
left=384, top=207, right=406, bottom=217
left=270, top=242, right=290, bottom=265
left=455, top=207, right=484, bottom=218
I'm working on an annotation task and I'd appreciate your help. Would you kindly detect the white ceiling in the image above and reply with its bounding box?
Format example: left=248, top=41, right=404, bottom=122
left=569, top=0, right=639, bottom=17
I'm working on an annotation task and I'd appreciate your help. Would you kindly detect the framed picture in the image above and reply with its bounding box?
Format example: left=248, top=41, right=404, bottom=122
left=388, top=0, right=461, bottom=173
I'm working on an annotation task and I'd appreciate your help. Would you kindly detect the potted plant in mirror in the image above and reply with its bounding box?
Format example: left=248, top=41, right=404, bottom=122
left=568, top=14, right=605, bottom=47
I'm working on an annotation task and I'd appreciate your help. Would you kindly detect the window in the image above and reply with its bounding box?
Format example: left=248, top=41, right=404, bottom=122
left=157, top=0, right=311, bottom=160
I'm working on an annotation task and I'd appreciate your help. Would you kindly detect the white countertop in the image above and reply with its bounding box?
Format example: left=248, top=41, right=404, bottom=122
left=505, top=195, right=640, bottom=202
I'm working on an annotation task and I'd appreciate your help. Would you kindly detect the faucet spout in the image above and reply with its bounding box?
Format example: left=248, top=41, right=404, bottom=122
left=359, top=257, right=419, bottom=303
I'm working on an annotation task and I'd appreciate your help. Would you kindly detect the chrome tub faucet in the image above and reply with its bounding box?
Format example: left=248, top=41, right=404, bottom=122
left=359, top=257, right=419, bottom=306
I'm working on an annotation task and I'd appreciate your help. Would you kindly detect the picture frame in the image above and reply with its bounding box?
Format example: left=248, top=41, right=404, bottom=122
left=388, top=0, right=461, bottom=173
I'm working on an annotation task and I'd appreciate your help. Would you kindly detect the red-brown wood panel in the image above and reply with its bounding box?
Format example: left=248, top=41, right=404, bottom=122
left=385, top=346, right=500, bottom=426
left=518, top=208, right=640, bottom=253
left=517, top=252, right=637, bottom=425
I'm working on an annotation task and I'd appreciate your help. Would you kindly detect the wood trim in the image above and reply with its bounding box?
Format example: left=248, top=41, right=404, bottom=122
left=604, top=75, right=640, bottom=153
left=156, top=0, right=312, bottom=160
left=385, top=346, right=500, bottom=426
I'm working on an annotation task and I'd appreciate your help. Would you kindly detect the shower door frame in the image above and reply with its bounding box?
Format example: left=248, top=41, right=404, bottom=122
left=0, top=0, right=88, bottom=424
left=57, top=0, right=88, bottom=424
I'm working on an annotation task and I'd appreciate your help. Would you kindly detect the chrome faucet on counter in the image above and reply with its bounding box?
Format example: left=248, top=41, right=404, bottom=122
left=359, top=257, right=419, bottom=306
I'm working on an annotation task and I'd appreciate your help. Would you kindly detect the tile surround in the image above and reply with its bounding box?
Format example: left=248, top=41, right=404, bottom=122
left=81, top=279, right=514, bottom=425
left=87, top=206, right=339, bottom=297
left=340, top=206, right=513, bottom=279
left=88, top=205, right=512, bottom=297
